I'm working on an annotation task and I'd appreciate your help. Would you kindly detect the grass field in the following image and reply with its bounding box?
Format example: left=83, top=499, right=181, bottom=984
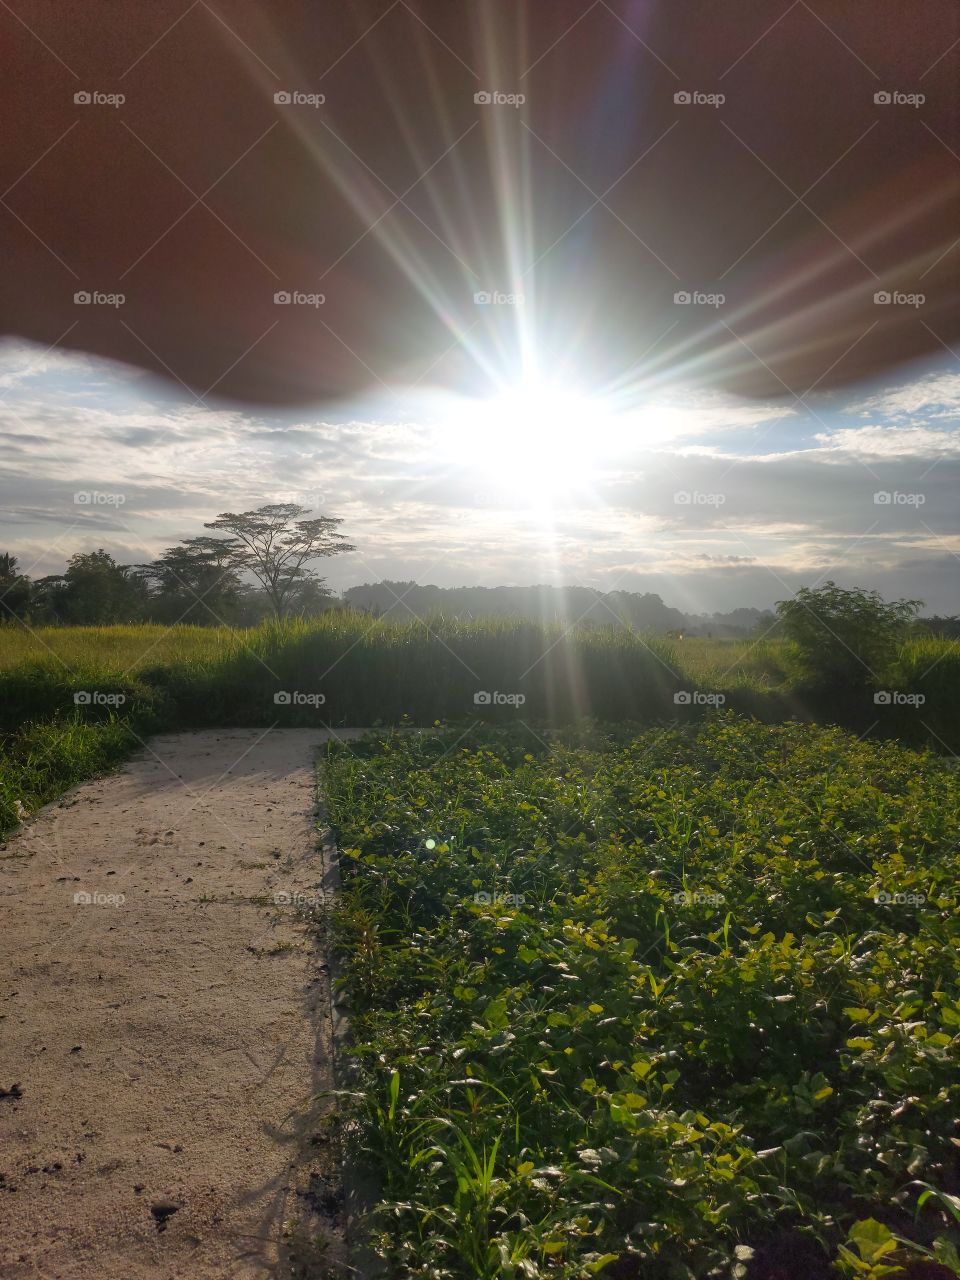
left=0, top=621, right=789, bottom=687
left=323, top=721, right=960, bottom=1279
left=1, top=616, right=956, bottom=836
left=0, top=618, right=951, bottom=694
left=1, top=616, right=789, bottom=745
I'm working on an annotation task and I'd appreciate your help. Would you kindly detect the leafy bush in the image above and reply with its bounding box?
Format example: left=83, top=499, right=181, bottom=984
left=775, top=583, right=921, bottom=694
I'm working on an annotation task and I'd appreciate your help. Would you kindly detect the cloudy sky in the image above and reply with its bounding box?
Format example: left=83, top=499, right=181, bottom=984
left=0, top=338, right=956, bottom=615
left=3, top=1, right=958, bottom=617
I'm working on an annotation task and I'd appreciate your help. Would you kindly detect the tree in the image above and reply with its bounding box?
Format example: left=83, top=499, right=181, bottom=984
left=34, top=550, right=148, bottom=624
left=283, top=577, right=340, bottom=617
left=204, top=504, right=354, bottom=619
left=137, top=537, right=246, bottom=625
left=0, top=553, right=31, bottom=621
left=775, top=581, right=921, bottom=691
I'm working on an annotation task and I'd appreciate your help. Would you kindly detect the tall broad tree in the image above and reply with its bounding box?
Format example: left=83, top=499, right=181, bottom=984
left=204, top=504, right=354, bottom=619
left=136, top=537, right=246, bottom=625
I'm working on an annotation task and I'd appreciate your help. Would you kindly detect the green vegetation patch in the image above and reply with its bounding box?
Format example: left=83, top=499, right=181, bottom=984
left=0, top=716, right=137, bottom=835
left=323, top=718, right=960, bottom=1279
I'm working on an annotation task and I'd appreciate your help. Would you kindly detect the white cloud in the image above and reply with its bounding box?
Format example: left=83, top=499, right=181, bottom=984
left=812, top=424, right=960, bottom=460
left=846, top=371, right=960, bottom=420
left=0, top=343, right=958, bottom=612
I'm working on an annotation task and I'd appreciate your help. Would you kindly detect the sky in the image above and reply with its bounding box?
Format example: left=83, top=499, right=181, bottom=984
left=0, top=339, right=957, bottom=615
left=2, top=2, right=959, bottom=618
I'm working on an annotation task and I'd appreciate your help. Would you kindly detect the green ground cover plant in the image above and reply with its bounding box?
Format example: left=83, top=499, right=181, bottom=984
left=323, top=719, right=960, bottom=1279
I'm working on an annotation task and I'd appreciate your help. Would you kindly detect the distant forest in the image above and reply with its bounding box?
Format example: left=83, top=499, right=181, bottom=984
left=4, top=552, right=959, bottom=638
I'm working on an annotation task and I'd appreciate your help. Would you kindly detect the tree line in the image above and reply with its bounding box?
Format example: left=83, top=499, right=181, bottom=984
left=341, top=581, right=781, bottom=636
left=0, top=504, right=354, bottom=626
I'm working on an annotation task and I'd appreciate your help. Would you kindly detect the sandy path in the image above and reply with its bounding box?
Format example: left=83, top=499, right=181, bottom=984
left=0, top=728, right=360, bottom=1280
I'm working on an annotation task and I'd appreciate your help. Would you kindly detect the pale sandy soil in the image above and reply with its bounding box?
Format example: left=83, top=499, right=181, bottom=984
left=0, top=728, right=364, bottom=1280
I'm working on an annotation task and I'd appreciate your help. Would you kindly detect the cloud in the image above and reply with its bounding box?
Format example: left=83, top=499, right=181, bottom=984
left=0, top=343, right=958, bottom=612
left=812, top=424, right=960, bottom=460
left=846, top=371, right=960, bottom=421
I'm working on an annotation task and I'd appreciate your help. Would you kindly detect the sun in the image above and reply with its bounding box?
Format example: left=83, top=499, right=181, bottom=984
left=438, top=379, right=626, bottom=507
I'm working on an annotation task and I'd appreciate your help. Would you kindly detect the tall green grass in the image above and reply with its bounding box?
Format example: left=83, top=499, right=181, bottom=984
left=0, top=618, right=955, bottom=837
left=0, top=717, right=136, bottom=834
left=1, top=614, right=780, bottom=730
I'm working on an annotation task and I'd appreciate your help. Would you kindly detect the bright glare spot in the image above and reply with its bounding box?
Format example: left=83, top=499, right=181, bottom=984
left=439, top=380, right=628, bottom=508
